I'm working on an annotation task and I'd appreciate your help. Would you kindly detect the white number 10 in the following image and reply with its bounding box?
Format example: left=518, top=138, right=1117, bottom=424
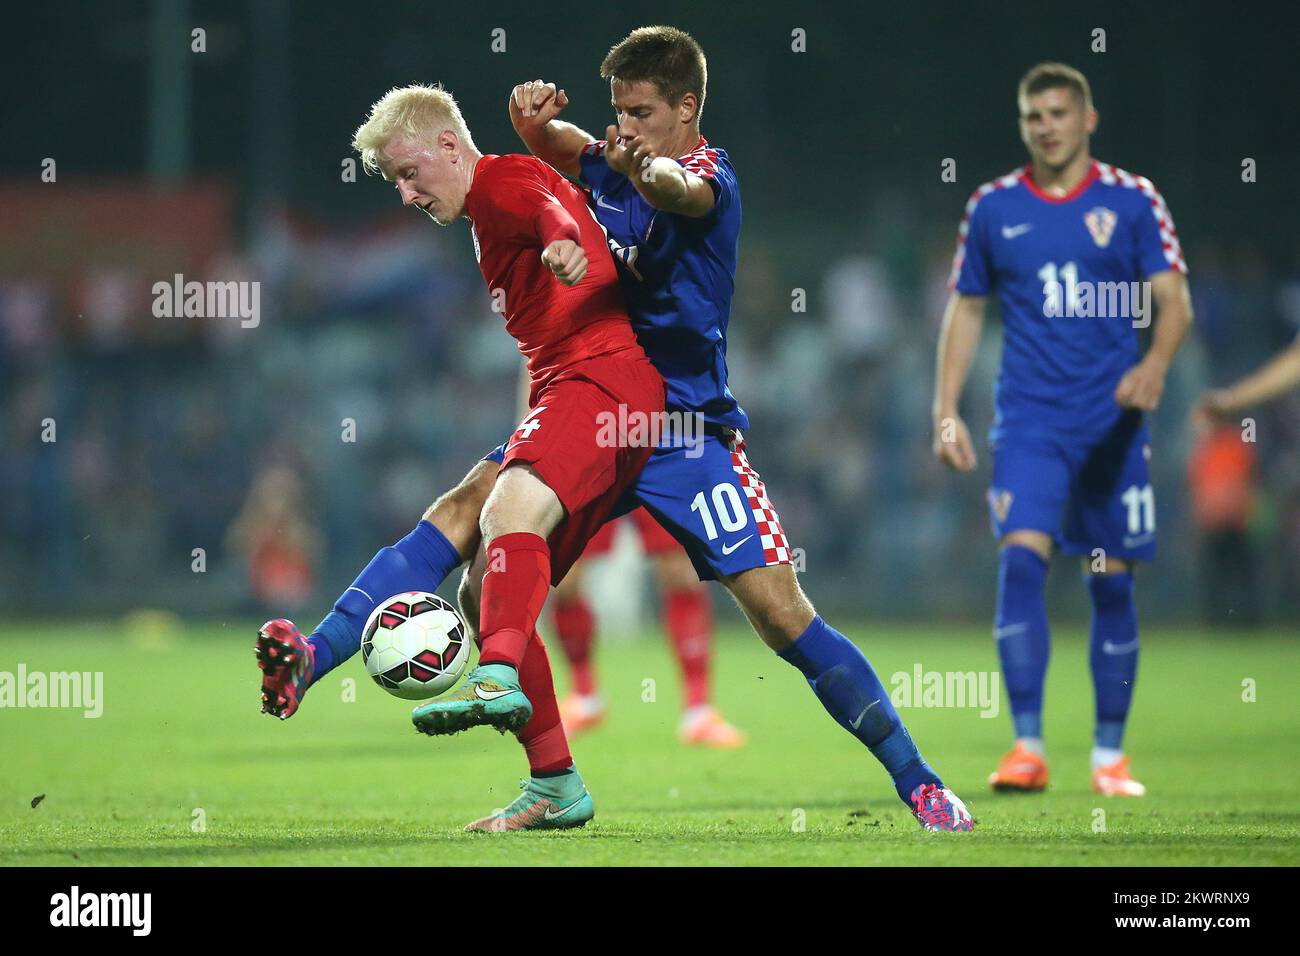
left=690, top=484, right=749, bottom=540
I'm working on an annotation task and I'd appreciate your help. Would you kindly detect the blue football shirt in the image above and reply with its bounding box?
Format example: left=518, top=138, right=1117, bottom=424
left=951, top=160, right=1186, bottom=440
left=578, top=136, right=749, bottom=430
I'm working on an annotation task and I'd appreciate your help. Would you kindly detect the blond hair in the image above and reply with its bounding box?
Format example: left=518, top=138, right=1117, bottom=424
left=1018, top=62, right=1093, bottom=111
left=352, top=83, right=476, bottom=177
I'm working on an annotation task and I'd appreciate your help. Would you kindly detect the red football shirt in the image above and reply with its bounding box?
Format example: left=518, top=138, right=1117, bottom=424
left=464, top=154, right=642, bottom=398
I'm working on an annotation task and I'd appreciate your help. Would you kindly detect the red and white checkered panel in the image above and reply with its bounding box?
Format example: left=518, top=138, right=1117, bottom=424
left=729, top=446, right=792, bottom=566
left=1096, top=161, right=1187, bottom=275
left=948, top=168, right=1024, bottom=289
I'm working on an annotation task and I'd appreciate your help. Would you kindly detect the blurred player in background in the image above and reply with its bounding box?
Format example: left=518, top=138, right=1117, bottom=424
left=226, top=462, right=321, bottom=614
left=551, top=508, right=747, bottom=748
left=1188, top=336, right=1300, bottom=624
left=933, top=63, right=1194, bottom=796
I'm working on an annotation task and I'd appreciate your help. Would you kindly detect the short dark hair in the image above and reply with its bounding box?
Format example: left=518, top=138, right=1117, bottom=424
left=600, top=26, right=708, bottom=117
left=1018, top=62, right=1093, bottom=111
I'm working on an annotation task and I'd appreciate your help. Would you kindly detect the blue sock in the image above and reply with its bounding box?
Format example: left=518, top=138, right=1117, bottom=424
left=307, top=521, right=463, bottom=682
left=1087, top=572, right=1139, bottom=750
left=995, top=545, right=1051, bottom=740
left=779, top=615, right=942, bottom=804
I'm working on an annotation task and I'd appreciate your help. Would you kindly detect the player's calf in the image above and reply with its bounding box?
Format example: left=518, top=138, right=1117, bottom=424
left=421, top=459, right=498, bottom=555
left=722, top=563, right=815, bottom=653
left=469, top=463, right=565, bottom=672
left=728, top=568, right=963, bottom=812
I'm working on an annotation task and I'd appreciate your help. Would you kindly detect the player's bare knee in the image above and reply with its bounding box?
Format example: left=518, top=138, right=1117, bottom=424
left=424, top=461, right=496, bottom=558
left=1083, top=555, right=1130, bottom=576
left=726, top=564, right=815, bottom=651
left=480, top=462, right=565, bottom=542
left=1001, top=530, right=1052, bottom=561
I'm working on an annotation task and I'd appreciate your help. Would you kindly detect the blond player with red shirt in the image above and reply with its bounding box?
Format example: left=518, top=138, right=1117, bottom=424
left=356, top=83, right=664, bottom=828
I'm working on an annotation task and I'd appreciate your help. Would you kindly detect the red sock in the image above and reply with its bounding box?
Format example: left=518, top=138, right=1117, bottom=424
left=664, top=587, right=713, bottom=709
left=552, top=595, right=597, bottom=696
left=479, top=533, right=551, bottom=669
left=517, top=628, right=573, bottom=773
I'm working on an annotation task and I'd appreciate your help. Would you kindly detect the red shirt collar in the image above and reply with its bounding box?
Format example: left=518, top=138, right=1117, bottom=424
left=1020, top=159, right=1099, bottom=203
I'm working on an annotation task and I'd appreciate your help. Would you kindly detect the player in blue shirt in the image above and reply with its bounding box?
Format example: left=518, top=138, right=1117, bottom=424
left=933, top=63, right=1194, bottom=797
left=260, top=28, right=973, bottom=833
left=439, top=27, right=970, bottom=831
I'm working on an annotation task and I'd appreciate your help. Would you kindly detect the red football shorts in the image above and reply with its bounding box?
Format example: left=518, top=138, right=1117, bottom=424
left=583, top=506, right=681, bottom=558
left=499, top=351, right=665, bottom=582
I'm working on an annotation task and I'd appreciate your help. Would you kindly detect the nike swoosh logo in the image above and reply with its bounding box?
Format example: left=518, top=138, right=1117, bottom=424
left=1001, top=223, right=1033, bottom=239
left=595, top=195, right=622, bottom=212
left=543, top=797, right=587, bottom=821
left=721, top=534, right=753, bottom=556
left=850, top=699, right=879, bottom=730
left=503, top=440, right=534, bottom=453
left=994, top=623, right=1028, bottom=640
left=1102, top=639, right=1140, bottom=655
left=474, top=685, right=516, bottom=701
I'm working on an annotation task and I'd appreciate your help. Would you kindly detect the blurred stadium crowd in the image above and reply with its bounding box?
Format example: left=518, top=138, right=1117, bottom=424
left=3, top=188, right=1298, bottom=623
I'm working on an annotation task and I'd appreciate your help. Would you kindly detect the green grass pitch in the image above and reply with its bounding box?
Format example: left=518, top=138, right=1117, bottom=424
left=1, top=619, right=1297, bottom=866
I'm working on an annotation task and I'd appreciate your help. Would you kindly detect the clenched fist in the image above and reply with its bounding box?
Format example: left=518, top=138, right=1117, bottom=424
left=509, top=79, right=568, bottom=133
left=1114, top=357, right=1168, bottom=412
left=542, top=239, right=587, bottom=286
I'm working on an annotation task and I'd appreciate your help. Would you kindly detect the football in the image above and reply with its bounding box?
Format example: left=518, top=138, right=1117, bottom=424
left=361, top=592, right=471, bottom=700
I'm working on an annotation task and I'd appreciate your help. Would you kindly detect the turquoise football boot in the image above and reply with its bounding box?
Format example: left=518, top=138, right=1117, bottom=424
left=464, top=767, right=595, bottom=832
left=411, top=663, right=532, bottom=736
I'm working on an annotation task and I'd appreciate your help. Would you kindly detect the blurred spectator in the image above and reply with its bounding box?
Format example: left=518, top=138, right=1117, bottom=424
left=1, top=183, right=1297, bottom=623
left=226, top=462, right=322, bottom=613
left=1188, top=425, right=1260, bottom=626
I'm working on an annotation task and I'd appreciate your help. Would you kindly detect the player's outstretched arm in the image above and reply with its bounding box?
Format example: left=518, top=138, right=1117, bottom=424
left=932, top=292, right=986, bottom=471
left=1194, top=337, right=1300, bottom=426
left=509, top=80, right=594, bottom=179
left=604, top=126, right=715, bottom=218
left=1114, top=270, right=1194, bottom=412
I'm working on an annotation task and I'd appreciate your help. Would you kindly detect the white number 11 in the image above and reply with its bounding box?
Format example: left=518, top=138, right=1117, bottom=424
left=1121, top=484, right=1155, bottom=535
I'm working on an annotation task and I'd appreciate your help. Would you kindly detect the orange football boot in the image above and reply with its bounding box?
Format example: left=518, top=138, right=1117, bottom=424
left=558, top=694, right=606, bottom=736
left=988, top=741, right=1049, bottom=792
left=1092, top=755, right=1147, bottom=797
left=678, top=707, right=748, bottom=749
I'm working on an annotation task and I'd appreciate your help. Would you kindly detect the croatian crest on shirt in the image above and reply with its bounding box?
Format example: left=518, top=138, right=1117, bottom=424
left=1084, top=206, right=1118, bottom=248
left=987, top=487, right=1014, bottom=523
